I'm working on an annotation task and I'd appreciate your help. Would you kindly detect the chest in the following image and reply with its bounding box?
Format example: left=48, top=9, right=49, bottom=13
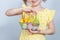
left=37, top=11, right=48, bottom=22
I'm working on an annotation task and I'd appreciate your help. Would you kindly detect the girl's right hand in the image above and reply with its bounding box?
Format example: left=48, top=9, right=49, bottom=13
left=28, top=28, right=40, bottom=34
left=22, top=8, right=32, bottom=13
left=21, top=8, right=37, bottom=16
left=26, top=29, right=33, bottom=35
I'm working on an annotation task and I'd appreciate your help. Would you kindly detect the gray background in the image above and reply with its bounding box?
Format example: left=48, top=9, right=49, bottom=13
left=0, top=0, right=60, bottom=40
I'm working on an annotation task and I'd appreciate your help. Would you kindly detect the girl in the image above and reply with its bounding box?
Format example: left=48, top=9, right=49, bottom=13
left=6, top=0, right=55, bottom=40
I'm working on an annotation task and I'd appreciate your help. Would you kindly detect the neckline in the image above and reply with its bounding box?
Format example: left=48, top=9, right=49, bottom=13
left=29, top=6, right=47, bottom=13
left=22, top=4, right=47, bottom=12
left=36, top=8, right=47, bottom=12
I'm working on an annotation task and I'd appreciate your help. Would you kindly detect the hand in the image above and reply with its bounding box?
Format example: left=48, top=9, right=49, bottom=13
left=22, top=8, right=32, bottom=13
left=31, top=9, right=37, bottom=15
left=22, top=8, right=37, bottom=15
left=26, top=29, right=33, bottom=35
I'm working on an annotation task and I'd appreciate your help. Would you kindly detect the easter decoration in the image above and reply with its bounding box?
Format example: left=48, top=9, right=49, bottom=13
left=19, top=12, right=39, bottom=31
left=19, top=4, right=40, bottom=30
left=31, top=14, right=39, bottom=31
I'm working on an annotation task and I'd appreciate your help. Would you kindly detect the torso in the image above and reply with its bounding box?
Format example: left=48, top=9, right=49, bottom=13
left=19, top=4, right=55, bottom=40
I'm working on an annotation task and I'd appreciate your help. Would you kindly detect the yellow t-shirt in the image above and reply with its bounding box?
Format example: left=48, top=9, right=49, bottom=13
left=19, top=4, right=55, bottom=40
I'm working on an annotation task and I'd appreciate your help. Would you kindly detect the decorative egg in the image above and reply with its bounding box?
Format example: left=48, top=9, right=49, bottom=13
left=28, top=23, right=33, bottom=29
left=21, top=23, right=28, bottom=30
left=31, top=26, right=38, bottom=31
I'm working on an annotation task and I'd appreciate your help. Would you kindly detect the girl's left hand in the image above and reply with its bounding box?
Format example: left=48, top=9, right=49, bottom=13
left=28, top=29, right=40, bottom=34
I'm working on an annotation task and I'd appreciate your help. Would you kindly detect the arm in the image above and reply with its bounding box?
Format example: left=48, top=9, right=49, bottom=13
left=39, top=20, right=55, bottom=35
left=29, top=20, right=55, bottom=35
left=6, top=8, right=23, bottom=16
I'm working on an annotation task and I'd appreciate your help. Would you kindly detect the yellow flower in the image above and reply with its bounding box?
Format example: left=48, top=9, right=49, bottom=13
left=20, top=18, right=24, bottom=23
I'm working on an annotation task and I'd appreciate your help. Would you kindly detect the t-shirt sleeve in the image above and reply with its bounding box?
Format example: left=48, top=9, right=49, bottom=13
left=47, top=10, right=55, bottom=24
left=21, top=4, right=30, bottom=8
left=21, top=4, right=27, bottom=8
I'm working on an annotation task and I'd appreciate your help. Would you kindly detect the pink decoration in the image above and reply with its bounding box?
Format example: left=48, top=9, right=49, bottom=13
left=28, top=23, right=33, bottom=29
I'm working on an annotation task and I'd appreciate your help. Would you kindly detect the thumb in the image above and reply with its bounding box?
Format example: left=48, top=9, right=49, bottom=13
left=31, top=9, right=37, bottom=15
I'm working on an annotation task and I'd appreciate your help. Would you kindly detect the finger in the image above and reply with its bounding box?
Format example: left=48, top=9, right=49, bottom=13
left=31, top=9, right=36, bottom=12
left=23, top=10, right=30, bottom=13
left=31, top=10, right=37, bottom=15
left=30, top=30, right=37, bottom=33
left=23, top=8, right=31, bottom=13
left=28, top=29, right=38, bottom=34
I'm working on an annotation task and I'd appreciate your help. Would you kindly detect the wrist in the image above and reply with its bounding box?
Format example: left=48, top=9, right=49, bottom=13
left=20, top=8, right=23, bottom=12
left=37, top=29, right=41, bottom=33
left=38, top=30, right=47, bottom=35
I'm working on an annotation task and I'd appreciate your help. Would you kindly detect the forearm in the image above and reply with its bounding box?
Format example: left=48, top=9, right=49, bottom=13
left=6, top=8, right=23, bottom=16
left=39, top=29, right=55, bottom=35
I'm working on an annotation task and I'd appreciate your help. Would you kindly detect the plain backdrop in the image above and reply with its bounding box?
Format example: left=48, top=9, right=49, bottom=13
left=0, top=0, right=60, bottom=40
